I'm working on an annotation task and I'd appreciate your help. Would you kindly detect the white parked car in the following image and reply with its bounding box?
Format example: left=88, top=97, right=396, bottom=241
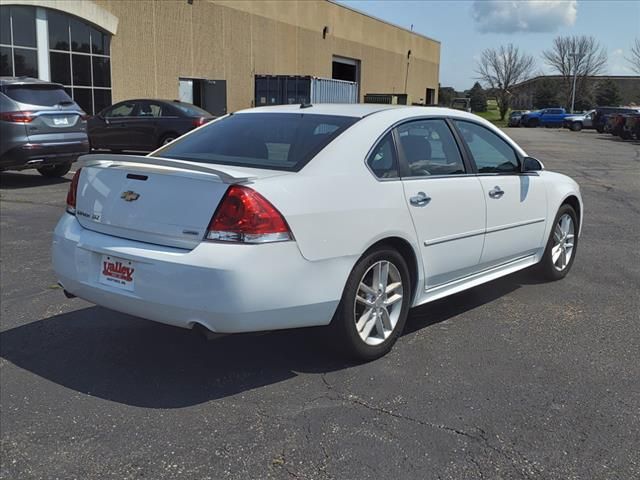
left=52, top=105, right=582, bottom=360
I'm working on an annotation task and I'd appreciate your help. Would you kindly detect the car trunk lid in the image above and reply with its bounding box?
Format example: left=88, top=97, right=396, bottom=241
left=74, top=154, right=290, bottom=249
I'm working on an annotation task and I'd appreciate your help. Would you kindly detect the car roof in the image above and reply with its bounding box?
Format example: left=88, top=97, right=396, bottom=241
left=237, top=103, right=474, bottom=119
left=0, top=76, right=64, bottom=87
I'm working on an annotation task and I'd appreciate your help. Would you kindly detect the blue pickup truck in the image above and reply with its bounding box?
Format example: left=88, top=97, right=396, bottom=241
left=521, top=108, right=571, bottom=128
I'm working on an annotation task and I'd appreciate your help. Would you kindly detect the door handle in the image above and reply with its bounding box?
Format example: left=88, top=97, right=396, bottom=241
left=488, top=186, right=504, bottom=199
left=409, top=192, right=431, bottom=206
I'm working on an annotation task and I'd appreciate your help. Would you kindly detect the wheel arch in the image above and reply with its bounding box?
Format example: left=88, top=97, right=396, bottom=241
left=363, top=236, right=421, bottom=304
left=561, top=194, right=582, bottom=231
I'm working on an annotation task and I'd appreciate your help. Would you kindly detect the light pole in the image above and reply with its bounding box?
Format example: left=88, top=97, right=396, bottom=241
left=569, top=52, right=583, bottom=113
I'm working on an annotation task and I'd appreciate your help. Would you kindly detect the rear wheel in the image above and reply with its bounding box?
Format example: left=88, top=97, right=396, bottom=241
left=158, top=133, right=177, bottom=147
left=536, top=204, right=578, bottom=281
left=37, top=162, right=72, bottom=178
left=330, top=247, right=411, bottom=361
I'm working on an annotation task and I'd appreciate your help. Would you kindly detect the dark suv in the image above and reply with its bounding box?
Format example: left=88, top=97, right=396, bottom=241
left=593, top=107, right=639, bottom=134
left=0, top=77, right=90, bottom=177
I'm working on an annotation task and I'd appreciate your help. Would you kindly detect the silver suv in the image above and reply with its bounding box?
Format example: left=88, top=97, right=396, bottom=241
left=0, top=77, right=90, bottom=177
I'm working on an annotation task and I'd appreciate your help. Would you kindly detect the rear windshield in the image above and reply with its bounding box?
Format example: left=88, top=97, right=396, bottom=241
left=170, top=102, right=211, bottom=117
left=2, top=85, right=74, bottom=107
left=155, top=113, right=359, bottom=171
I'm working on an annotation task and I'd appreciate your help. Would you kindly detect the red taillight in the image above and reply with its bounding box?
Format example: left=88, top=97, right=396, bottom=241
left=192, top=117, right=208, bottom=127
left=206, top=185, right=292, bottom=243
left=0, top=111, right=35, bottom=123
left=66, top=169, right=82, bottom=215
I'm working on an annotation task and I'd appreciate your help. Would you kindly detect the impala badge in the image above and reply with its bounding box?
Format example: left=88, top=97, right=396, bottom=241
left=121, top=190, right=140, bottom=202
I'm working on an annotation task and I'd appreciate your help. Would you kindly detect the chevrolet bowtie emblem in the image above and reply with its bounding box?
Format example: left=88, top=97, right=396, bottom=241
left=120, top=191, right=140, bottom=202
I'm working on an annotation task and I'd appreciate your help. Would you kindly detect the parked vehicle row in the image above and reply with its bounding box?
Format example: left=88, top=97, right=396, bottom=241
left=560, top=106, right=640, bottom=139
left=1, top=76, right=214, bottom=176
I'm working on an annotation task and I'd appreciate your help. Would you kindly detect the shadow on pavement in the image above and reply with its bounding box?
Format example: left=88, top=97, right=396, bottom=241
left=0, top=171, right=70, bottom=189
left=0, top=271, right=533, bottom=408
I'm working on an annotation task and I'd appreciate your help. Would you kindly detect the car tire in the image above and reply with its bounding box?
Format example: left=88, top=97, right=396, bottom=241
left=570, top=122, right=582, bottom=132
left=528, top=119, right=539, bottom=128
left=158, top=134, right=177, bottom=147
left=37, top=162, right=72, bottom=178
left=536, top=204, right=579, bottom=281
left=596, top=126, right=604, bottom=133
left=329, top=247, right=411, bottom=361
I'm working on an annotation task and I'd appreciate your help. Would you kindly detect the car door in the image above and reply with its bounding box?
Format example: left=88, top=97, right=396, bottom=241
left=92, top=101, right=138, bottom=150
left=394, top=119, right=487, bottom=288
left=453, top=120, right=547, bottom=268
left=128, top=100, right=164, bottom=151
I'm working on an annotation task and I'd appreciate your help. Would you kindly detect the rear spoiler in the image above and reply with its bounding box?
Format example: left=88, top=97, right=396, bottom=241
left=77, top=154, right=256, bottom=184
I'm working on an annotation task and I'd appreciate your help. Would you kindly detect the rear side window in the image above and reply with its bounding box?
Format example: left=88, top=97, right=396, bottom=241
left=105, top=101, right=136, bottom=117
left=454, top=120, right=520, bottom=174
left=2, top=85, right=73, bottom=107
left=367, top=132, right=398, bottom=179
left=156, top=113, right=358, bottom=171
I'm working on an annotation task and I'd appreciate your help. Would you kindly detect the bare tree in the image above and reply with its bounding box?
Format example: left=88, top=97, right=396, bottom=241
left=542, top=35, right=607, bottom=108
left=475, top=44, right=535, bottom=120
left=627, top=38, right=640, bottom=74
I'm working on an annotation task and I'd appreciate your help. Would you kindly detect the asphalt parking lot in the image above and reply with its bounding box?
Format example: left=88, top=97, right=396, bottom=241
left=1, top=127, right=639, bottom=479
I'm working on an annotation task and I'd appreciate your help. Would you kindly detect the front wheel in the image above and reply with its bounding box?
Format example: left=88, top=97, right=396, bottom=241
left=536, top=204, right=578, bottom=281
left=37, top=162, right=72, bottom=178
left=330, top=247, right=411, bottom=361
left=570, top=122, right=582, bottom=132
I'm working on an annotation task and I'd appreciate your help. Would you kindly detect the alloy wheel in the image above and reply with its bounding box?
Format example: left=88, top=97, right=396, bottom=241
left=353, top=260, right=404, bottom=346
left=552, top=213, right=575, bottom=271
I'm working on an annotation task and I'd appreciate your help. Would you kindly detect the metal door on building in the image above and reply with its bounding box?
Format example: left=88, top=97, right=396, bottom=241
left=179, top=78, right=227, bottom=116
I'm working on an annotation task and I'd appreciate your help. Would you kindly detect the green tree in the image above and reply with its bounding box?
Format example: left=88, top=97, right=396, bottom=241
left=533, top=79, right=558, bottom=109
left=595, top=80, right=622, bottom=106
left=438, top=86, right=456, bottom=107
left=468, top=82, right=487, bottom=112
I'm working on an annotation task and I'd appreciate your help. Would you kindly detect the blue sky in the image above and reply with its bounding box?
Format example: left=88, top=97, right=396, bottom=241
left=339, top=0, right=640, bottom=90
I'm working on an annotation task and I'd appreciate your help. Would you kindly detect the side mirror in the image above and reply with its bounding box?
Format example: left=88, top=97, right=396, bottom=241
left=522, top=156, right=544, bottom=172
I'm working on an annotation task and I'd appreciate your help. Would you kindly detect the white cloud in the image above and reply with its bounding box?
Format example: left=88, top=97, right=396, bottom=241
left=471, top=0, right=577, bottom=34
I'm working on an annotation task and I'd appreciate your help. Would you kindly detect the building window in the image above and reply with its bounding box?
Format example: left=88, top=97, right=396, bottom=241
left=0, top=6, right=38, bottom=77
left=47, top=9, right=112, bottom=114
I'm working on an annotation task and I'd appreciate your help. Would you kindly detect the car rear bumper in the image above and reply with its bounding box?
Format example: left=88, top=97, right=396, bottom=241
left=52, top=214, right=349, bottom=333
left=0, top=140, right=90, bottom=170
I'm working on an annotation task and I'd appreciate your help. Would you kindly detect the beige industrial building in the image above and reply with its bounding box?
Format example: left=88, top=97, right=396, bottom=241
left=1, top=0, right=440, bottom=115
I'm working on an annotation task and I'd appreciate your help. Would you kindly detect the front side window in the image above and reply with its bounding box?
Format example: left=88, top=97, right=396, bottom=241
left=156, top=113, right=358, bottom=171
left=367, top=132, right=397, bottom=179
left=0, top=6, right=38, bottom=77
left=454, top=120, right=519, bottom=174
left=106, top=102, right=136, bottom=117
left=396, top=119, right=465, bottom=177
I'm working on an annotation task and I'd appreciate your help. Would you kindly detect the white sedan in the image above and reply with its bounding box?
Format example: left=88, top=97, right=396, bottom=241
left=52, top=104, right=582, bottom=360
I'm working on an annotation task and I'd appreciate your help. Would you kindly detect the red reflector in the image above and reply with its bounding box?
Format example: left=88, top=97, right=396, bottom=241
left=66, top=168, right=82, bottom=214
left=0, top=111, right=35, bottom=123
left=207, top=185, right=291, bottom=243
